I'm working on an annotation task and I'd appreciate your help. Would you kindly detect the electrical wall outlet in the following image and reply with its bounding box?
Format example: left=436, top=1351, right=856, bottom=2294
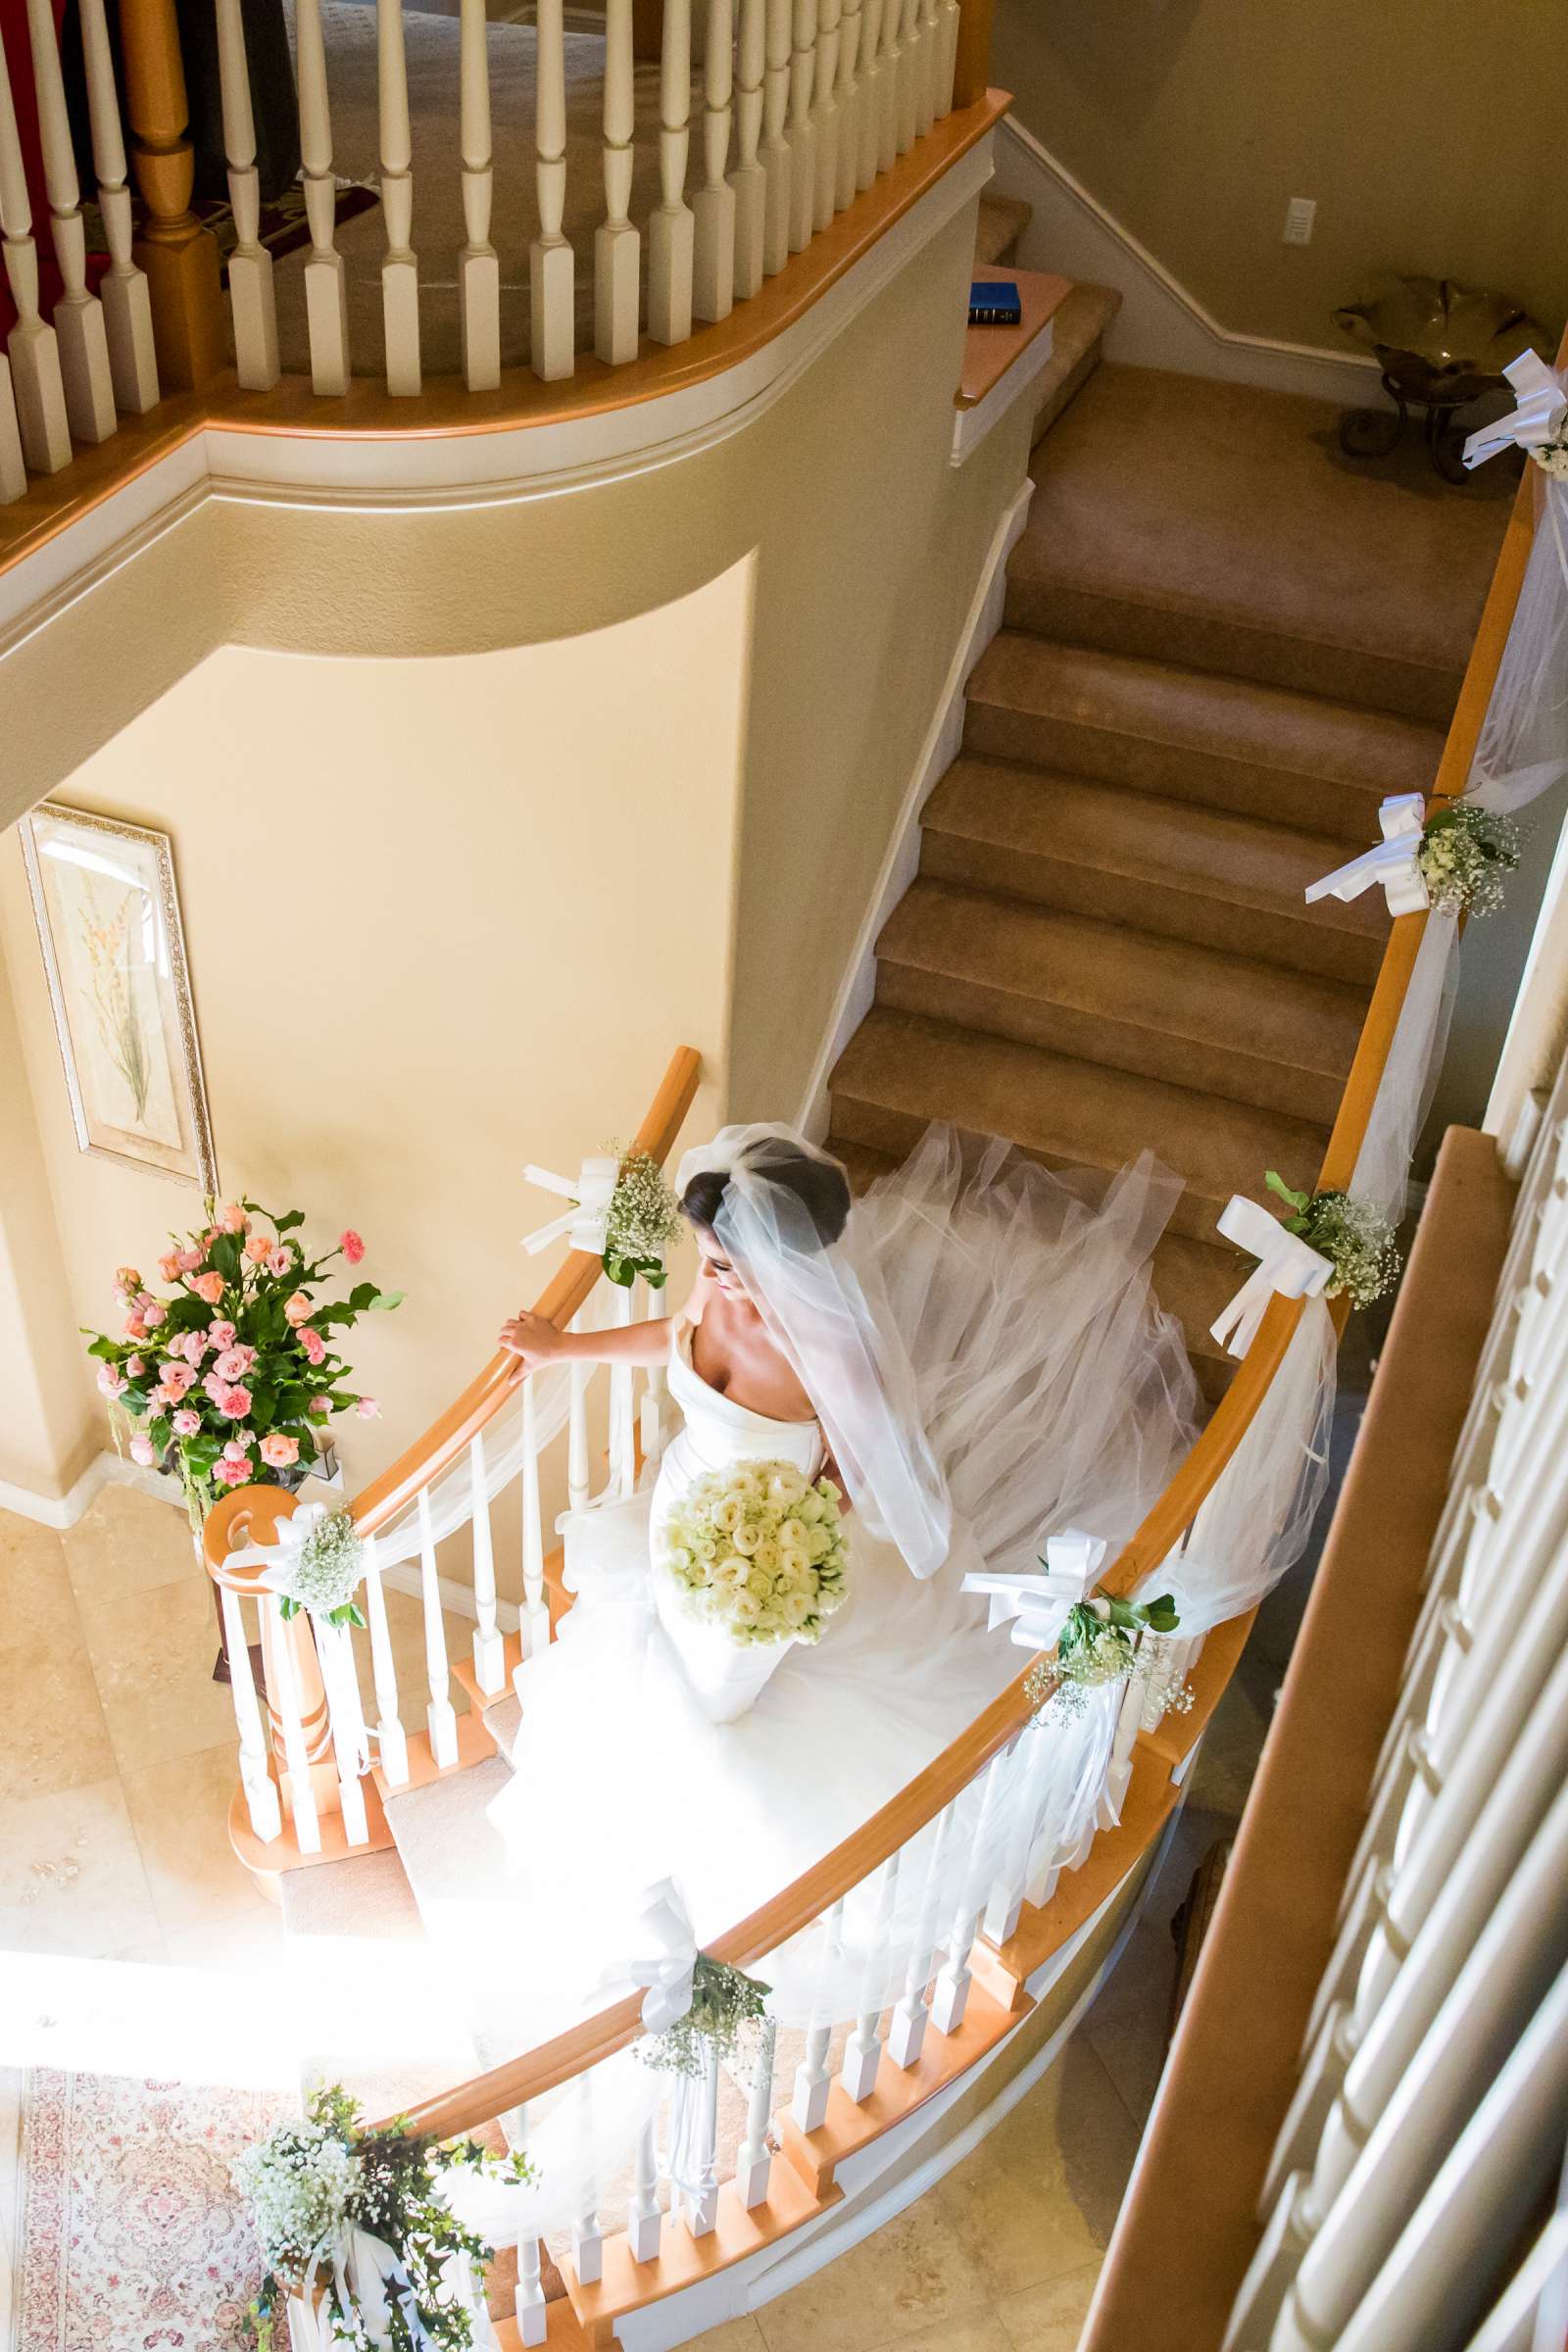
left=1284, top=197, right=1317, bottom=247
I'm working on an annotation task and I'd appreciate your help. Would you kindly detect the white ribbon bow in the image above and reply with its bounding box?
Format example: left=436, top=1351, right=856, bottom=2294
left=521, top=1155, right=619, bottom=1259
left=227, top=1503, right=372, bottom=1775
left=1303, top=792, right=1430, bottom=918
left=599, top=1877, right=698, bottom=2036
left=1210, top=1196, right=1333, bottom=1360
left=1463, top=349, right=1567, bottom=470
left=962, top=1528, right=1108, bottom=1651
left=226, top=1498, right=334, bottom=1594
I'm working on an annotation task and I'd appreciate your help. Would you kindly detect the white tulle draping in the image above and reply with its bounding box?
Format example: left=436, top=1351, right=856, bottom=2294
left=1350, top=907, right=1463, bottom=1221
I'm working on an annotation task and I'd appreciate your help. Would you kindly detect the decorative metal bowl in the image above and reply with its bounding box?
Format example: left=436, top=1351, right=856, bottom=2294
left=1332, top=275, right=1548, bottom=477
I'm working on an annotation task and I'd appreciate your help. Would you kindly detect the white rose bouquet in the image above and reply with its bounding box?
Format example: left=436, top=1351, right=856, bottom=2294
left=661, top=1460, right=850, bottom=1647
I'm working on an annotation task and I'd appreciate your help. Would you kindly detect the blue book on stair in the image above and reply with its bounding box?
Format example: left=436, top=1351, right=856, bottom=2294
left=969, top=279, right=1022, bottom=326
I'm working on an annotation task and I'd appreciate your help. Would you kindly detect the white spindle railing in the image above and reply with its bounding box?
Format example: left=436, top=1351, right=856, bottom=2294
left=77, top=0, right=157, bottom=413
left=809, top=0, right=841, bottom=232
left=792, top=1894, right=845, bottom=2130
left=417, top=1485, right=461, bottom=1768
left=628, top=2116, right=662, bottom=2260
left=737, top=2013, right=777, bottom=2204
left=467, top=1430, right=507, bottom=1695
left=786, top=0, right=818, bottom=254
left=362, top=1532, right=411, bottom=1788
left=832, top=0, right=863, bottom=212
left=761, top=0, right=793, bottom=276
left=648, top=0, right=695, bottom=346
left=295, top=0, right=352, bottom=394
left=594, top=0, right=639, bottom=365
left=842, top=1850, right=899, bottom=2099
left=874, top=0, right=901, bottom=175
left=213, top=0, right=279, bottom=391
left=220, top=1585, right=283, bottom=1842
left=732, top=0, right=767, bottom=299
left=692, top=0, right=736, bottom=322
left=457, top=0, right=500, bottom=390
left=376, top=0, right=420, bottom=395
left=514, top=2103, right=549, bottom=2346
left=266, top=1592, right=322, bottom=1855
left=24, top=0, right=114, bottom=443
left=0, top=17, right=68, bottom=474
left=531, top=0, right=574, bottom=380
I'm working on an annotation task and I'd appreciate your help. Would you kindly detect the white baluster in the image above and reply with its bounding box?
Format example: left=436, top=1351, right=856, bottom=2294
left=530, top=0, right=574, bottom=379
left=24, top=0, right=113, bottom=441
left=0, top=19, right=68, bottom=472
left=809, top=0, right=840, bottom=229
left=640, top=1275, right=670, bottom=1465
left=220, top=1586, right=282, bottom=1841
left=832, top=0, right=862, bottom=210
left=895, top=0, right=920, bottom=153
left=317, top=1619, right=370, bottom=1846
left=785, top=0, right=817, bottom=252
left=692, top=0, right=735, bottom=321
left=75, top=0, right=156, bottom=412
left=933, top=0, right=958, bottom=117
left=912, top=0, right=937, bottom=136
left=760, top=0, right=792, bottom=275
left=594, top=0, right=639, bottom=365
left=571, top=2076, right=604, bottom=2283
left=932, top=1744, right=1011, bottom=2035
left=295, top=0, right=351, bottom=393
left=457, top=0, right=500, bottom=389
left=889, top=1799, right=956, bottom=2068
left=468, top=1431, right=507, bottom=1695
left=519, top=1377, right=552, bottom=1661
left=417, top=1487, right=460, bottom=1768
left=361, top=1534, right=410, bottom=1788
left=212, top=0, right=278, bottom=390
left=842, top=1851, right=899, bottom=2102
left=628, top=2116, right=662, bottom=2261
left=991, top=1721, right=1066, bottom=1942
left=856, top=0, right=884, bottom=186
left=610, top=1285, right=638, bottom=1497
left=732, top=0, right=766, bottom=297
left=681, top=2043, right=723, bottom=2235
left=266, top=1593, right=321, bottom=1853
left=649, top=0, right=695, bottom=345
left=791, top=1895, right=844, bottom=2131
left=1101, top=1664, right=1145, bottom=1821
left=736, top=2013, right=777, bottom=2206
left=873, top=0, right=900, bottom=174
left=568, top=1354, right=592, bottom=1513
left=376, top=0, right=420, bottom=394
left=513, top=2103, right=548, bottom=2347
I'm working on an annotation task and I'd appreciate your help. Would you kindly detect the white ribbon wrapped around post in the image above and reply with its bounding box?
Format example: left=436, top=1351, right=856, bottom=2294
left=226, top=1501, right=373, bottom=1775
left=1210, top=1195, right=1334, bottom=1361
left=1462, top=349, right=1566, bottom=470
left=599, top=1877, right=699, bottom=2034
left=1303, top=791, right=1430, bottom=918
left=521, top=1156, right=619, bottom=1258
left=961, top=1528, right=1108, bottom=1651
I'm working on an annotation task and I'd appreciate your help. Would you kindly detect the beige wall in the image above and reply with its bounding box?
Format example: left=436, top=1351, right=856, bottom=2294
left=0, top=196, right=1029, bottom=1503
left=991, top=0, right=1568, bottom=353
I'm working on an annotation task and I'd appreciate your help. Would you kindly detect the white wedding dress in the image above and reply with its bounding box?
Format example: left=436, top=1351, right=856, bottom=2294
left=480, top=1127, right=1200, bottom=2052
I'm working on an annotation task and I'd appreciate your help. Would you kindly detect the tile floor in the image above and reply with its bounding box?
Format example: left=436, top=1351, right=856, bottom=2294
left=0, top=1425, right=1345, bottom=2352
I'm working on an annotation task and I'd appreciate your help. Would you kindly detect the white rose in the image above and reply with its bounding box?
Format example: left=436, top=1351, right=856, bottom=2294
left=753, top=1538, right=781, bottom=1576
left=693, top=1534, right=718, bottom=1563
left=731, top=1469, right=762, bottom=1500
left=715, top=1553, right=749, bottom=1587
left=782, top=1591, right=811, bottom=1628
left=732, top=1522, right=761, bottom=1556
left=767, top=1467, right=806, bottom=1507
left=806, top=1526, right=830, bottom=1562
left=797, top=1493, right=824, bottom=1526
left=730, top=1591, right=761, bottom=1626
left=711, top=1498, right=742, bottom=1535
left=747, top=1564, right=772, bottom=1602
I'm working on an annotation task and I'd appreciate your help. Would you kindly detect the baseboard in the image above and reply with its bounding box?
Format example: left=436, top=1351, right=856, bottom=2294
left=0, top=1450, right=115, bottom=1530
left=993, top=117, right=1382, bottom=405
left=796, top=471, right=1036, bottom=1142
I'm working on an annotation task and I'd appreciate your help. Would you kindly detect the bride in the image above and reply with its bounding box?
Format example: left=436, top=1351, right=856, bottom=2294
left=473, top=1123, right=1200, bottom=2043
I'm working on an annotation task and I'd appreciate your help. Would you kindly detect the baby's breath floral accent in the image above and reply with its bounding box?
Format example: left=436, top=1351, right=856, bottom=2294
left=601, top=1141, right=684, bottom=1288
left=1530, top=438, right=1568, bottom=480
left=1025, top=1592, right=1190, bottom=1725
left=234, top=2082, right=534, bottom=2352
left=662, top=1460, right=851, bottom=1646
left=1265, top=1172, right=1401, bottom=1310
left=275, top=1506, right=367, bottom=1630
left=641, top=1958, right=772, bottom=2079
left=1418, top=802, right=1520, bottom=917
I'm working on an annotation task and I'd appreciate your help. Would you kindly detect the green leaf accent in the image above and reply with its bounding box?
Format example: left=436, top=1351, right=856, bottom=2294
left=369, top=1289, right=403, bottom=1311
left=274, top=1210, right=305, bottom=1234
left=209, top=1232, right=242, bottom=1284
left=1263, top=1168, right=1311, bottom=1219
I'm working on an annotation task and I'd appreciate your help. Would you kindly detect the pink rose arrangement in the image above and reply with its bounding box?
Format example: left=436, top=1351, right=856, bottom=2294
left=84, top=1204, right=401, bottom=1525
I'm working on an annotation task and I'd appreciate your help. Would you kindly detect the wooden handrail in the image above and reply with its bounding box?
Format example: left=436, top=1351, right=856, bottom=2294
left=351, top=1045, right=703, bottom=1539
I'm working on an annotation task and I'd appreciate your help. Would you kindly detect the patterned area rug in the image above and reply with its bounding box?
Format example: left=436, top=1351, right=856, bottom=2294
left=15, top=2071, right=291, bottom=2352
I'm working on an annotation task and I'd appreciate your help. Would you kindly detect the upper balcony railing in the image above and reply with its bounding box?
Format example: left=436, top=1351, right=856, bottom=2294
left=0, top=0, right=1003, bottom=560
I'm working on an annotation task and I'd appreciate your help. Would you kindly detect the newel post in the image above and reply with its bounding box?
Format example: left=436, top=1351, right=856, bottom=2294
left=949, top=0, right=992, bottom=109
left=118, top=0, right=226, bottom=387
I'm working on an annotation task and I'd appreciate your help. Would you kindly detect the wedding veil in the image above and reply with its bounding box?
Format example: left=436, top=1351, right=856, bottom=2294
left=674, top=1125, right=954, bottom=1580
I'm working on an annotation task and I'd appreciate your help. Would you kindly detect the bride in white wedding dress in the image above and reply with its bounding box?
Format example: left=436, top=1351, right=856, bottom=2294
left=478, top=1123, right=1200, bottom=2047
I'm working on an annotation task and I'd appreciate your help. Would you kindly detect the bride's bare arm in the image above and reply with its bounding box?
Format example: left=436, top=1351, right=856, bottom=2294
left=498, top=1309, right=673, bottom=1373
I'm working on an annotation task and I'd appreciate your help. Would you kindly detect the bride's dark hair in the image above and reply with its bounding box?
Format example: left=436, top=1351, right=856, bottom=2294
left=681, top=1146, right=852, bottom=1250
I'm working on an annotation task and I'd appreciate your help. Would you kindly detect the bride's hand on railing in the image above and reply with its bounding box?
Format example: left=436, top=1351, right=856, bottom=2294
left=500, top=1309, right=676, bottom=1376
left=499, top=1310, right=575, bottom=1374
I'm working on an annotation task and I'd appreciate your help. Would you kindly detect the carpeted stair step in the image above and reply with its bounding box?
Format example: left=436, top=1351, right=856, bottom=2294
left=829, top=1008, right=1329, bottom=1246
left=975, top=191, right=1032, bottom=268
left=963, top=633, right=1445, bottom=845
left=874, top=879, right=1366, bottom=1128
left=1009, top=365, right=1515, bottom=724
left=829, top=1131, right=1242, bottom=1401
left=1031, top=282, right=1122, bottom=445
left=920, top=757, right=1390, bottom=987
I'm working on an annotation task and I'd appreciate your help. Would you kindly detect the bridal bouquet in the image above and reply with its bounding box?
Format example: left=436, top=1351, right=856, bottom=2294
left=661, top=1461, right=850, bottom=1647
left=83, top=1200, right=402, bottom=1529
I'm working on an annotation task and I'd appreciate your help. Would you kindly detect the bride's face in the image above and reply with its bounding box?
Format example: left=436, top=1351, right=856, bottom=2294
left=696, top=1228, right=750, bottom=1302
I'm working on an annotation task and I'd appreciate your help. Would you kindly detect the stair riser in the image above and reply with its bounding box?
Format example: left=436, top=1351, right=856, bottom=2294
left=1001, top=581, right=1461, bottom=729
left=919, top=829, right=1387, bottom=989
left=873, top=962, right=1348, bottom=1128
left=1031, top=341, right=1104, bottom=447
left=961, top=699, right=1416, bottom=843
left=828, top=1091, right=1234, bottom=1247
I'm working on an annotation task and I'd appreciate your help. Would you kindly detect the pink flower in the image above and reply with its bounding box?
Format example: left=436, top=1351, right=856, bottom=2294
left=219, top=1384, right=253, bottom=1419
left=260, top=1433, right=299, bottom=1469
left=150, top=1383, right=178, bottom=1410
left=162, top=1361, right=194, bottom=1397
left=128, top=1435, right=157, bottom=1467
left=191, top=1271, right=225, bottom=1307
left=283, top=1292, right=313, bottom=1327
left=176, top=1331, right=208, bottom=1364
left=114, top=1265, right=141, bottom=1297
left=140, top=1299, right=167, bottom=1330
left=172, top=1407, right=201, bottom=1437
left=176, top=1247, right=205, bottom=1275
left=300, top=1328, right=327, bottom=1367
left=96, top=1364, right=127, bottom=1398
left=339, top=1230, right=366, bottom=1265
left=214, top=1347, right=255, bottom=1384
left=125, top=1355, right=146, bottom=1380
left=219, top=1202, right=248, bottom=1234
left=310, top=1396, right=330, bottom=1416
left=221, top=1438, right=250, bottom=1462
left=207, top=1320, right=237, bottom=1352
left=123, top=1314, right=148, bottom=1342
left=214, top=1453, right=251, bottom=1487
left=268, top=1249, right=290, bottom=1278
left=203, top=1369, right=227, bottom=1401
left=244, top=1235, right=271, bottom=1264
left=158, top=1251, right=181, bottom=1284
left=356, top=1396, right=380, bottom=1420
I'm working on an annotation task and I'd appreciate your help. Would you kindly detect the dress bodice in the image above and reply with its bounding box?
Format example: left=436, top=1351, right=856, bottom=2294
left=659, top=1321, right=825, bottom=1490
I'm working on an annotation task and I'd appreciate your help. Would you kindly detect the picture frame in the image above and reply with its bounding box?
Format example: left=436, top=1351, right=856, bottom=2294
left=18, top=801, right=218, bottom=1195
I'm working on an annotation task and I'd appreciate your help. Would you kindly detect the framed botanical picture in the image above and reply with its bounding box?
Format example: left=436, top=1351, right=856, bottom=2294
left=18, top=802, right=217, bottom=1194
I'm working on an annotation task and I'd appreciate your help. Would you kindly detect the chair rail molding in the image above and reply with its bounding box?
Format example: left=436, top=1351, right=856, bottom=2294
left=992, top=116, right=1384, bottom=404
